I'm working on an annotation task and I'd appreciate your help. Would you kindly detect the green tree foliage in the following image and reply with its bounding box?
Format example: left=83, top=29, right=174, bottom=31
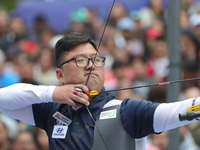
left=0, top=0, right=17, bottom=11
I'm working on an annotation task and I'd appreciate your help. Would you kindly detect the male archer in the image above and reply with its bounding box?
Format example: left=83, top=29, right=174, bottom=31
left=0, top=32, right=199, bottom=150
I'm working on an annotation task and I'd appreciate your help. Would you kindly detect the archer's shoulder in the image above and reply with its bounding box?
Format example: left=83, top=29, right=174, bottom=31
left=121, top=98, right=160, bottom=109
left=32, top=102, right=62, bottom=114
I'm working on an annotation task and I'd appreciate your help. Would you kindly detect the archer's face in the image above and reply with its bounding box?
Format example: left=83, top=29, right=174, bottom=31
left=56, top=43, right=105, bottom=92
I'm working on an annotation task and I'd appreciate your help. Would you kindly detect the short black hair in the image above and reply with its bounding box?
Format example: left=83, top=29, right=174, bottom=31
left=55, top=32, right=97, bottom=67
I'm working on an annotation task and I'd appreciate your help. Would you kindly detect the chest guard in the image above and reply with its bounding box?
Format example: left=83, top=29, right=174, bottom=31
left=91, top=100, right=135, bottom=150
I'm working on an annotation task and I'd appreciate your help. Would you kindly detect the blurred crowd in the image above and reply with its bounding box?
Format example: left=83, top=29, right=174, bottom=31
left=1, top=0, right=200, bottom=149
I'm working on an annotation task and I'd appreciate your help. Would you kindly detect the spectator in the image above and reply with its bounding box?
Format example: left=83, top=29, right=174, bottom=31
left=33, top=128, right=48, bottom=150
left=180, top=9, right=190, bottom=30
left=65, top=7, right=96, bottom=40
left=87, top=7, right=105, bottom=41
left=0, top=9, right=10, bottom=39
left=0, top=113, right=18, bottom=142
left=33, top=46, right=60, bottom=85
left=146, top=131, right=168, bottom=150
left=12, top=130, right=38, bottom=150
left=132, top=57, right=152, bottom=99
left=18, top=54, right=39, bottom=85
left=109, top=2, right=128, bottom=27
left=0, top=121, right=12, bottom=150
left=139, top=0, right=166, bottom=28
left=0, top=49, right=20, bottom=88
left=29, top=15, right=49, bottom=42
left=0, top=17, right=31, bottom=53
left=38, top=27, right=55, bottom=47
left=181, top=30, right=200, bottom=88
left=146, top=37, right=169, bottom=83
left=189, top=13, right=200, bottom=39
left=130, top=10, right=144, bottom=38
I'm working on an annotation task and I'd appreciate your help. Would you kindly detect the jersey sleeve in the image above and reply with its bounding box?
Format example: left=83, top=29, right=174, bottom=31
left=32, top=102, right=60, bottom=130
left=153, top=97, right=200, bottom=133
left=120, top=99, right=159, bottom=138
left=0, top=83, right=55, bottom=110
left=0, top=83, right=56, bottom=126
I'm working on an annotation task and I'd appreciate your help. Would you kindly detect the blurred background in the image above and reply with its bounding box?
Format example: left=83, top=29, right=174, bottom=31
left=1, top=0, right=200, bottom=150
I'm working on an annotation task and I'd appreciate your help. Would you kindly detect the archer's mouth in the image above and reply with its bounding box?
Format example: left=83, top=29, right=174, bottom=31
left=85, top=73, right=98, bottom=77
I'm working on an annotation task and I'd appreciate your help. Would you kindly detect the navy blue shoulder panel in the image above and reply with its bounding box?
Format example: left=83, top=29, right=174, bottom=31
left=120, top=99, right=160, bottom=138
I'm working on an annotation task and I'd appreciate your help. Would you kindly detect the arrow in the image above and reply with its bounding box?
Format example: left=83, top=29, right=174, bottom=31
left=86, top=77, right=200, bottom=96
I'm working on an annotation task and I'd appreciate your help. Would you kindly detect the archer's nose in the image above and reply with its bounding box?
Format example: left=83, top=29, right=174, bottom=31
left=85, top=60, right=95, bottom=70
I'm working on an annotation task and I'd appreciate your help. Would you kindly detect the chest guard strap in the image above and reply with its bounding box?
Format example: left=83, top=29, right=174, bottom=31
left=91, top=100, right=135, bottom=150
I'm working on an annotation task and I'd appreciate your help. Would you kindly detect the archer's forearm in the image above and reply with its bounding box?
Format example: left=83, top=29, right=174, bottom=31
left=0, top=83, right=55, bottom=110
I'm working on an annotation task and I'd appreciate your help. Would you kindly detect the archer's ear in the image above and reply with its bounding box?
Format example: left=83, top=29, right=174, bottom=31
left=56, top=68, right=65, bottom=85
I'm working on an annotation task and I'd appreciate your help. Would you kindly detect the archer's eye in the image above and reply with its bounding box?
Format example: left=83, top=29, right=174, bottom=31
left=94, top=58, right=101, bottom=62
left=94, top=56, right=105, bottom=62
left=76, top=57, right=86, bottom=62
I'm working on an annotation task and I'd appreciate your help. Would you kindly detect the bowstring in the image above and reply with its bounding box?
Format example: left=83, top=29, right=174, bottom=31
left=84, top=0, right=116, bottom=150
left=85, top=0, right=116, bottom=86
